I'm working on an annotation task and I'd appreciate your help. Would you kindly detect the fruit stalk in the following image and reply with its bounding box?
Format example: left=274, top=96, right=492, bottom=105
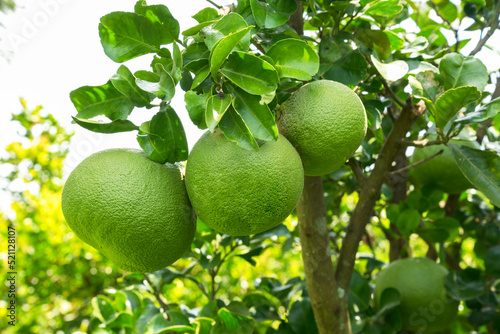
left=296, top=176, right=345, bottom=333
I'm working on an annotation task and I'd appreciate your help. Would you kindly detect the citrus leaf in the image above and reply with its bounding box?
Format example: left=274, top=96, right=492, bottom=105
left=220, top=51, right=279, bottom=95
left=183, top=42, right=210, bottom=67
left=192, top=7, right=219, bottom=23
left=395, top=208, right=420, bottom=237
left=439, top=52, right=488, bottom=91
left=219, top=106, right=259, bottom=151
left=231, top=85, right=278, bottom=141
left=204, top=12, right=250, bottom=51
left=416, top=227, right=449, bottom=243
left=358, top=29, right=392, bottom=60
left=250, top=0, right=289, bottom=28
left=365, top=0, right=403, bottom=16
left=455, top=96, right=500, bottom=125
left=191, top=65, right=210, bottom=90
left=92, top=296, right=115, bottom=323
left=206, top=94, right=232, bottom=132
left=435, top=86, right=481, bottom=129
left=72, top=117, right=139, bottom=134
left=70, top=82, right=134, bottom=121
left=485, top=245, right=500, bottom=277
left=266, top=39, right=319, bottom=81
left=134, top=1, right=179, bottom=45
left=324, top=50, right=367, bottom=85
left=182, top=19, right=219, bottom=37
left=210, top=26, right=253, bottom=76
left=288, top=298, right=319, bottom=334
left=135, top=64, right=176, bottom=101
left=184, top=90, right=209, bottom=129
left=218, top=307, right=254, bottom=332
left=371, top=55, right=409, bottom=82
left=137, top=104, right=188, bottom=164
left=449, top=144, right=500, bottom=207
left=408, top=71, right=443, bottom=103
left=105, top=312, right=134, bottom=328
left=373, top=287, right=401, bottom=320
left=445, top=271, right=485, bottom=300
left=110, top=65, right=152, bottom=107
left=99, top=11, right=160, bottom=63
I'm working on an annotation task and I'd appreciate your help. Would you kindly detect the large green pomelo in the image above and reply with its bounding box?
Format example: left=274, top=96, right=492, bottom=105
left=374, top=257, right=459, bottom=333
left=185, top=131, right=304, bottom=236
left=278, top=80, right=367, bottom=176
left=62, top=149, right=196, bottom=273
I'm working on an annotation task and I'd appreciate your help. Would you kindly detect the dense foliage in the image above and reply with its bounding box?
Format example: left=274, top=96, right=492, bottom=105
left=2, top=0, right=500, bottom=333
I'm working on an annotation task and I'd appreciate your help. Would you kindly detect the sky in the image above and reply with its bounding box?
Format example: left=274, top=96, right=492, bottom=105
left=0, top=0, right=499, bottom=212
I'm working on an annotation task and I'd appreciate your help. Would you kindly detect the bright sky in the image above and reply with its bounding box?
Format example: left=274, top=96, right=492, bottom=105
left=0, top=0, right=499, bottom=211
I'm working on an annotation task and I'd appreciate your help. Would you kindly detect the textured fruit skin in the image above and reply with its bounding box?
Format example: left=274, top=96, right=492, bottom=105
left=409, top=140, right=475, bottom=194
left=278, top=80, right=367, bottom=176
left=61, top=149, right=196, bottom=273
left=374, top=257, right=459, bottom=333
left=185, top=131, right=304, bottom=236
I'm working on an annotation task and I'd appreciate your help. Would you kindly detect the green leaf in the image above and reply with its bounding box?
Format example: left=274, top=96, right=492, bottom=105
left=445, top=271, right=485, bottom=300
left=105, top=312, right=134, bottom=328
left=266, top=39, right=319, bottom=80
left=319, top=33, right=353, bottom=64
left=385, top=31, right=405, bottom=51
left=439, top=53, right=488, bottom=91
left=219, top=106, right=259, bottom=151
left=449, top=144, right=500, bottom=207
left=266, top=0, right=298, bottom=15
left=134, top=1, right=179, bottom=45
left=433, top=217, right=460, bottom=241
left=135, top=64, right=176, bottom=101
left=182, top=19, right=219, bottom=37
left=485, top=245, right=500, bottom=277
left=218, top=308, right=254, bottom=332
left=236, top=245, right=265, bottom=266
left=231, top=85, right=278, bottom=141
left=323, top=50, right=367, bottom=85
left=434, top=0, right=458, bottom=23
left=371, top=55, right=409, bottom=82
left=395, top=208, right=420, bottom=237
left=210, top=26, right=253, bottom=76
left=92, top=296, right=115, bottom=322
left=204, top=12, right=250, bottom=51
left=455, top=97, right=500, bottom=125
left=72, top=117, right=139, bottom=134
left=111, top=65, right=152, bottom=107
left=357, top=29, right=392, bottom=60
left=191, top=65, right=210, bottom=90
left=99, top=11, right=160, bottom=63
left=408, top=71, right=443, bottom=102
left=220, top=51, right=279, bottom=95
left=416, top=226, right=449, bottom=243
left=288, top=298, right=318, bottom=334
left=137, top=104, right=188, bottom=164
left=143, top=313, right=194, bottom=333
left=250, top=0, right=289, bottom=28
left=206, top=94, right=232, bottom=132
left=192, top=7, right=219, bottom=23
left=365, top=0, right=403, bottom=16
left=435, top=86, right=481, bottom=129
left=184, top=90, right=209, bottom=129
left=373, top=288, right=401, bottom=320
left=183, top=42, right=210, bottom=67
left=70, top=82, right=134, bottom=121
left=348, top=270, right=371, bottom=312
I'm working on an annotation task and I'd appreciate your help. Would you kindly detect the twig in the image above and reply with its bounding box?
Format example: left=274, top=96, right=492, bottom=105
left=348, top=158, right=367, bottom=186
left=469, top=2, right=500, bottom=56
left=143, top=274, right=170, bottom=317
left=364, top=54, right=406, bottom=108
left=400, top=138, right=442, bottom=147
left=428, top=1, right=460, bottom=52
left=184, top=274, right=210, bottom=299
left=206, top=0, right=221, bottom=9
left=388, top=149, right=443, bottom=176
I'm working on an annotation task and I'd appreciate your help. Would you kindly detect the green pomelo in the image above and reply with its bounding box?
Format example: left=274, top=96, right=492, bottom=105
left=278, top=80, right=367, bottom=176
left=185, top=131, right=304, bottom=236
left=409, top=140, right=476, bottom=194
left=374, top=257, right=459, bottom=333
left=61, top=149, right=196, bottom=273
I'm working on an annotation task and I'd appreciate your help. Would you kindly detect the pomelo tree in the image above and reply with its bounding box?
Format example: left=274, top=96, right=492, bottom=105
left=62, top=0, right=500, bottom=333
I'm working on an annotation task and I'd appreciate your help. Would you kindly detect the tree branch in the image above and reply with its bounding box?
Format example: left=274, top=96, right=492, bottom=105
left=348, top=158, right=367, bottom=186
left=469, top=3, right=500, bottom=56
left=335, top=98, right=426, bottom=296
left=400, top=138, right=443, bottom=147
left=388, top=149, right=443, bottom=177
left=143, top=274, right=170, bottom=318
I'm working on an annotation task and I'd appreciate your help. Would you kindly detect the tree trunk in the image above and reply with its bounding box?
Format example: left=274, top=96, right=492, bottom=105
left=296, top=176, right=347, bottom=333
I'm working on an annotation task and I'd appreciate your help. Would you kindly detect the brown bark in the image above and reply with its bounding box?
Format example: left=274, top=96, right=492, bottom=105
left=296, top=176, right=344, bottom=333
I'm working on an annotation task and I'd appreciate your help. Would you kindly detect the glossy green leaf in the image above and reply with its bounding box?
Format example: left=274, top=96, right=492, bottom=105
left=183, top=42, right=210, bottom=67
left=204, top=13, right=249, bottom=51
left=433, top=217, right=461, bottom=241
left=288, top=298, right=318, bottom=334
left=70, top=82, right=134, bottom=121
left=409, top=71, right=443, bottom=102
left=206, top=94, right=232, bottom=132
left=348, top=270, right=371, bottom=312
left=99, top=12, right=160, bottom=63
left=192, top=7, right=219, bottom=23
left=371, top=55, right=409, bottom=82
left=416, top=226, right=449, bottom=243
left=434, top=0, right=458, bottom=23
left=219, top=106, right=259, bottom=151
left=324, top=50, right=367, bottom=85
left=135, top=64, right=176, bottom=101
left=485, top=245, right=500, bottom=276
left=172, top=42, right=182, bottom=77
left=250, top=0, right=289, bottom=29
left=366, top=0, right=403, bottom=16
left=266, top=39, right=319, bottom=80
left=267, top=0, right=298, bottom=15
left=455, top=97, right=500, bottom=125
left=137, top=104, right=188, bottom=163
left=134, top=1, right=179, bottom=45
left=395, top=208, right=420, bottom=237
left=110, top=65, right=152, bottom=107
left=373, top=288, right=401, bottom=320
left=358, top=29, right=392, bottom=60
left=105, top=312, right=134, bottom=328
left=435, top=86, right=481, bottom=129
left=182, top=19, right=219, bottom=37
left=449, top=144, right=500, bottom=207
left=439, top=53, right=488, bottom=91
left=319, top=33, right=353, bottom=64
left=191, top=65, right=210, bottom=90
left=231, top=85, right=278, bottom=141
left=218, top=308, right=254, bottom=332
left=185, top=90, right=209, bottom=129
left=220, top=51, right=279, bottom=95
left=210, top=26, right=253, bottom=76
left=92, top=296, right=115, bottom=322
left=385, top=30, right=404, bottom=50
left=445, top=271, right=485, bottom=300
left=72, top=117, right=138, bottom=134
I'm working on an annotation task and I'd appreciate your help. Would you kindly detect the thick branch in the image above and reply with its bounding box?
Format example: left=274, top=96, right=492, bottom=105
left=335, top=99, right=425, bottom=290
left=296, top=176, right=344, bottom=333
